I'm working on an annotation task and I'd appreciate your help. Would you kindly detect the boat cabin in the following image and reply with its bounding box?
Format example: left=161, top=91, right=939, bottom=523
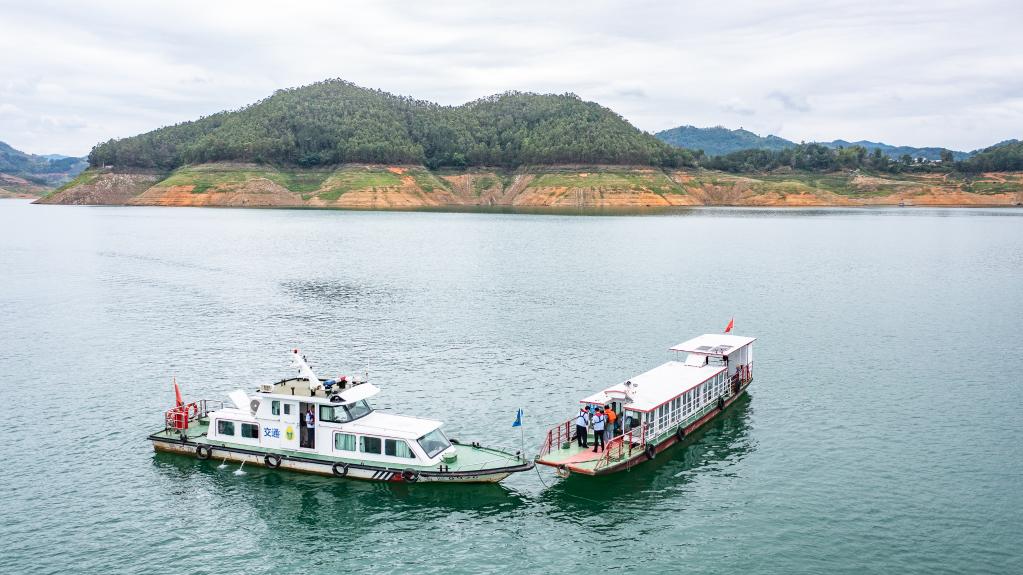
left=537, top=333, right=755, bottom=475
left=204, top=352, right=456, bottom=467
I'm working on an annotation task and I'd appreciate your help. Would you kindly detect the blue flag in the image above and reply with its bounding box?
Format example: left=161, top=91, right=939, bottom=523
left=512, top=408, right=522, bottom=427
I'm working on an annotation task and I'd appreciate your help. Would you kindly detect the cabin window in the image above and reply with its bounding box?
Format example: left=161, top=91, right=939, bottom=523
left=346, top=400, right=374, bottom=420
left=241, top=423, right=259, bottom=439
left=418, top=429, right=452, bottom=459
left=360, top=436, right=382, bottom=454
left=320, top=405, right=352, bottom=424
left=385, top=439, right=416, bottom=459
left=271, top=401, right=281, bottom=416
left=334, top=433, right=356, bottom=452
left=217, top=420, right=235, bottom=436
left=284, top=404, right=292, bottom=415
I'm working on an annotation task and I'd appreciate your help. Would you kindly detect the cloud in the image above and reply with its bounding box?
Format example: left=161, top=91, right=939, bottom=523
left=767, top=91, right=811, bottom=113
left=0, top=0, right=1021, bottom=155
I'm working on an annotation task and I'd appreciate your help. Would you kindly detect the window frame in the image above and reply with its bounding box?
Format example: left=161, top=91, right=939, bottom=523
left=360, top=435, right=382, bottom=455
left=217, top=419, right=235, bottom=436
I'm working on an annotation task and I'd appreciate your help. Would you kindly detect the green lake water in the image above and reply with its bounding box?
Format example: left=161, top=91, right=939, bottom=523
left=1, top=199, right=1020, bottom=574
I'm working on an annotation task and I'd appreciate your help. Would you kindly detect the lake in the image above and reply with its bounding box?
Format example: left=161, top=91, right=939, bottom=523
left=1, top=199, right=1020, bottom=574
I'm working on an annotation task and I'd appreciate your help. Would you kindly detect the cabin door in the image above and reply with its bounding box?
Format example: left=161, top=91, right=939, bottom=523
left=299, top=402, right=316, bottom=449
left=281, top=401, right=300, bottom=450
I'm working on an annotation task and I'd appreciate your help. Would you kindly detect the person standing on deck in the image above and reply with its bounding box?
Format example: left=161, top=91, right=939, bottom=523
left=304, top=406, right=315, bottom=448
left=592, top=408, right=606, bottom=453
left=575, top=408, right=590, bottom=448
left=604, top=406, right=617, bottom=442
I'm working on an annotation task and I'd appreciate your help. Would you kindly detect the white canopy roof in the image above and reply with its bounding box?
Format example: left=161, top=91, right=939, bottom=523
left=670, top=334, right=756, bottom=356
left=580, top=361, right=726, bottom=413
left=344, top=412, right=441, bottom=440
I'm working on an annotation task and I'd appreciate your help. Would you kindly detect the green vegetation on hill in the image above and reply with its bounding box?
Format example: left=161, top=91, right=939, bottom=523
left=89, top=80, right=694, bottom=171
left=655, top=126, right=794, bottom=156
left=0, top=141, right=88, bottom=186
left=654, top=125, right=969, bottom=161
left=958, top=140, right=1023, bottom=172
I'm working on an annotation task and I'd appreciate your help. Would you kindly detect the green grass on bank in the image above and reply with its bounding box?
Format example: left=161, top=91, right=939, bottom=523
left=531, top=169, right=686, bottom=195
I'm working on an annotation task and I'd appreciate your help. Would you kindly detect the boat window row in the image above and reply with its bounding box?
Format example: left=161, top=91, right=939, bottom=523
left=217, top=419, right=259, bottom=439
left=333, top=432, right=416, bottom=459
left=270, top=400, right=292, bottom=416
left=652, top=371, right=729, bottom=434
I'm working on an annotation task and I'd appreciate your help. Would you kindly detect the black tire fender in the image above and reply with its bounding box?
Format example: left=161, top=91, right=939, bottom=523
left=402, top=469, right=419, bottom=483
left=195, top=445, right=212, bottom=460
left=644, top=445, right=656, bottom=460
left=331, top=462, right=349, bottom=477
left=264, top=454, right=282, bottom=469
left=676, top=426, right=686, bottom=441
left=718, top=397, right=726, bottom=410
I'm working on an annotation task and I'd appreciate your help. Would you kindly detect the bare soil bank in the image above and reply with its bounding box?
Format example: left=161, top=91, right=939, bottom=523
left=36, top=164, right=1023, bottom=208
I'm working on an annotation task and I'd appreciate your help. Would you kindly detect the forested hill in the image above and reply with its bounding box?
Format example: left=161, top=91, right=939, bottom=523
left=0, top=141, right=87, bottom=186
left=654, top=126, right=793, bottom=156
left=654, top=125, right=968, bottom=161
left=89, top=80, right=693, bottom=170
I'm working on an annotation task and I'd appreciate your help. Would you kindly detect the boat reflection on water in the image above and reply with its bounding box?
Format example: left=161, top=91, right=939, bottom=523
left=536, top=393, right=756, bottom=513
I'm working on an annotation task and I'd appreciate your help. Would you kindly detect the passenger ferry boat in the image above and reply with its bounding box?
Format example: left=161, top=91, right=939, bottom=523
left=536, top=334, right=755, bottom=476
left=148, top=349, right=533, bottom=483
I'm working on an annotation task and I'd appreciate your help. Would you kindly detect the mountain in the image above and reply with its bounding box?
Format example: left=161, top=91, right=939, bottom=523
left=822, top=140, right=969, bottom=161
left=89, top=80, right=693, bottom=170
left=654, top=125, right=794, bottom=156
left=654, top=125, right=969, bottom=161
left=959, top=139, right=1023, bottom=172
left=0, top=141, right=88, bottom=188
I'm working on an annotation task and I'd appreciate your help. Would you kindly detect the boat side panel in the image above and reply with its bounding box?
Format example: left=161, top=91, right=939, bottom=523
left=152, top=440, right=518, bottom=483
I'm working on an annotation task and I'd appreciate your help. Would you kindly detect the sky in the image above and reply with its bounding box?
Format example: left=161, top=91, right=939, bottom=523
left=1, top=0, right=1021, bottom=156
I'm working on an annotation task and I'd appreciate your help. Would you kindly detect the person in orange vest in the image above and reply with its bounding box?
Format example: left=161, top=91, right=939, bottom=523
left=603, top=405, right=617, bottom=442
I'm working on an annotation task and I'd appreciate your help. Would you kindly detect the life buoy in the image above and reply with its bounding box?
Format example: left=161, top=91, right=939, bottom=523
left=402, top=469, right=420, bottom=483
left=644, top=445, right=656, bottom=460
left=264, top=454, right=282, bottom=469
left=331, top=462, right=349, bottom=477
left=676, top=426, right=686, bottom=441
left=195, top=445, right=212, bottom=460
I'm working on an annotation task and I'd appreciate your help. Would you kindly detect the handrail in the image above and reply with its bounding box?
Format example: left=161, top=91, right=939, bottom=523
left=595, top=423, right=647, bottom=470
left=165, top=399, right=224, bottom=431
left=538, top=417, right=575, bottom=457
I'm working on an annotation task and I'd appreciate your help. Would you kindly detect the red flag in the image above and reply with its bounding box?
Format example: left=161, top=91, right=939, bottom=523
left=724, top=318, right=734, bottom=333
left=173, top=378, right=184, bottom=408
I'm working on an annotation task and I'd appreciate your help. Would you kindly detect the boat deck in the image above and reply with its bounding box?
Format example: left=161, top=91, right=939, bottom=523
left=149, top=420, right=526, bottom=474
left=537, top=436, right=640, bottom=474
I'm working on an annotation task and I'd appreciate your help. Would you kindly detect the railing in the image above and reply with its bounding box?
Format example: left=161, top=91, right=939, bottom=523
left=164, top=399, right=223, bottom=431
left=538, top=417, right=575, bottom=457
left=595, top=423, right=647, bottom=470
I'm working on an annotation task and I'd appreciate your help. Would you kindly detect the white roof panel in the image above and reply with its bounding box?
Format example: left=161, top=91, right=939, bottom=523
left=670, top=333, right=756, bottom=355
left=581, top=361, right=726, bottom=412
left=344, top=412, right=441, bottom=440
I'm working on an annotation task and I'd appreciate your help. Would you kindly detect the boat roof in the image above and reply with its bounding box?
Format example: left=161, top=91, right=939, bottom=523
left=581, top=361, right=726, bottom=412
left=670, top=333, right=756, bottom=356
left=343, top=412, right=441, bottom=440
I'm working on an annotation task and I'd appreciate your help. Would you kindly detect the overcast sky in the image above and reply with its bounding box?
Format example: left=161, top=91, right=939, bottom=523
left=1, top=0, right=1021, bottom=156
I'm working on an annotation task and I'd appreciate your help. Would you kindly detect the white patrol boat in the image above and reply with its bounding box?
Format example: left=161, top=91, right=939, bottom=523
left=536, top=333, right=755, bottom=476
left=148, top=349, right=533, bottom=483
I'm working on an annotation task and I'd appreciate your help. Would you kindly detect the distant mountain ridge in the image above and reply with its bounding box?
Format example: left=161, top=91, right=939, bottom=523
left=654, top=125, right=970, bottom=161
left=0, top=141, right=88, bottom=187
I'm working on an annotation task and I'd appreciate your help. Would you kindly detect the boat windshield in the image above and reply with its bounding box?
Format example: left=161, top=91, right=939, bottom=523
left=417, top=428, right=451, bottom=459
left=319, top=399, right=374, bottom=423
